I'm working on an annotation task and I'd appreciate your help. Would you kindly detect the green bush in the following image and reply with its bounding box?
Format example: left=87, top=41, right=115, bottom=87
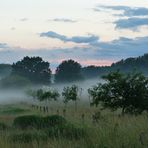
left=13, top=115, right=67, bottom=129
left=42, top=115, right=67, bottom=128
left=0, top=122, right=9, bottom=130
left=13, top=115, right=43, bottom=129
left=0, top=75, right=31, bottom=88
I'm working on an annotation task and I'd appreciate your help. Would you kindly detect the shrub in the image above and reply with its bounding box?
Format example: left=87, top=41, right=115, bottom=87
left=13, top=115, right=43, bottom=129
left=0, top=75, right=31, bottom=88
left=42, top=115, right=67, bottom=128
left=13, top=115, right=67, bottom=129
left=0, top=122, right=9, bottom=130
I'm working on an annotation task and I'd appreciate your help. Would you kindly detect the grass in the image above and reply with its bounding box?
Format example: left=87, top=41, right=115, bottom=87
left=0, top=102, right=148, bottom=148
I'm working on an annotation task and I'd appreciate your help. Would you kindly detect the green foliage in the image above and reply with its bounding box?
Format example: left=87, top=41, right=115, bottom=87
left=0, top=64, right=12, bottom=78
left=55, top=59, right=83, bottom=83
left=0, top=122, right=9, bottom=130
left=12, top=56, right=51, bottom=84
left=0, top=75, right=31, bottom=88
left=27, top=88, right=60, bottom=102
left=46, top=123, right=86, bottom=139
left=88, top=71, right=148, bottom=115
left=62, top=85, right=80, bottom=109
left=13, top=115, right=43, bottom=129
left=13, top=115, right=66, bottom=129
left=82, top=53, right=148, bottom=79
left=43, top=115, right=67, bottom=128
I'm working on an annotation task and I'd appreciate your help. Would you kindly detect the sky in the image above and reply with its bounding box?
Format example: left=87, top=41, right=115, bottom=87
left=0, top=0, right=148, bottom=71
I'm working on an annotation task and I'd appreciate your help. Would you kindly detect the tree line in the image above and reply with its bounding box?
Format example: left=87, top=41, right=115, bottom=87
left=0, top=53, right=148, bottom=87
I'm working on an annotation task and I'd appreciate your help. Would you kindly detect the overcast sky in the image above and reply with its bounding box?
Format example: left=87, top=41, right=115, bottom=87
left=0, top=0, right=148, bottom=71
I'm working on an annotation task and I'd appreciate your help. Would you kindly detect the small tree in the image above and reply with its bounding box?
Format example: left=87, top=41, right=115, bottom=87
left=88, top=71, right=148, bottom=115
left=62, top=85, right=80, bottom=110
left=28, top=88, right=60, bottom=105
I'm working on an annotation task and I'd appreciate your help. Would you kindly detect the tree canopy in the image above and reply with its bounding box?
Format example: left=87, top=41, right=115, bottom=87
left=55, top=59, right=83, bottom=83
left=12, top=56, right=51, bottom=84
left=88, top=71, right=148, bottom=115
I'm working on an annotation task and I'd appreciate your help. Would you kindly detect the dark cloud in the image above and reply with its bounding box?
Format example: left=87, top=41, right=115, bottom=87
left=40, top=31, right=99, bottom=44
left=114, top=17, right=148, bottom=30
left=90, top=36, right=148, bottom=57
left=94, top=5, right=148, bottom=17
left=49, top=18, right=77, bottom=23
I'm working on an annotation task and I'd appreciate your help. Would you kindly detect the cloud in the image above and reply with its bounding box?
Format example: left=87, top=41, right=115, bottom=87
left=10, top=27, right=16, bottom=31
left=90, top=36, right=148, bottom=57
left=114, top=17, right=148, bottom=30
left=94, top=5, right=148, bottom=17
left=20, top=18, right=29, bottom=22
left=0, top=36, right=148, bottom=71
left=0, top=43, right=8, bottom=49
left=40, top=31, right=99, bottom=44
left=49, top=18, right=77, bottom=23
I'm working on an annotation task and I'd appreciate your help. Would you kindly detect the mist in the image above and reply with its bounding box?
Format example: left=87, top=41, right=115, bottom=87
left=0, top=78, right=102, bottom=104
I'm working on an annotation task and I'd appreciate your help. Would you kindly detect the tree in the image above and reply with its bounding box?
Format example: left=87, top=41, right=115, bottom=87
left=12, top=56, right=51, bottom=84
left=88, top=71, right=148, bottom=115
left=62, top=85, right=80, bottom=110
left=0, top=75, right=31, bottom=88
left=31, top=88, right=60, bottom=103
left=55, top=59, right=83, bottom=83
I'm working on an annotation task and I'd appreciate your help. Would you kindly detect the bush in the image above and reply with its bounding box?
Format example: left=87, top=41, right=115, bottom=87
left=13, top=115, right=43, bottom=129
left=13, top=115, right=67, bottom=129
left=0, top=122, right=9, bottom=130
left=42, top=115, right=67, bottom=128
left=13, top=115, right=86, bottom=140
left=0, top=75, right=31, bottom=88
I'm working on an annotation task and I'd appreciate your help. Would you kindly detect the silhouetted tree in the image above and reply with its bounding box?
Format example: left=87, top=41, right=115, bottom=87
left=12, top=56, right=51, bottom=84
left=88, top=71, right=148, bottom=115
left=55, top=59, right=83, bottom=83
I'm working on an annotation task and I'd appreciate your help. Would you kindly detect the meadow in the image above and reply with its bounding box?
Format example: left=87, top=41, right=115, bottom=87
left=0, top=101, right=148, bottom=148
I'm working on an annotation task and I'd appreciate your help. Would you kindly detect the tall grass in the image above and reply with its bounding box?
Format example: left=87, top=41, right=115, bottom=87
left=0, top=103, right=148, bottom=148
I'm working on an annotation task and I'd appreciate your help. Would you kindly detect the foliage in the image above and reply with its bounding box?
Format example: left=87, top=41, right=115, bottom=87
left=13, top=115, right=66, bottom=129
left=62, top=85, right=80, bottom=109
left=27, top=88, right=60, bottom=102
left=88, top=71, right=148, bottom=115
left=45, top=123, right=86, bottom=139
left=13, top=115, right=43, bottom=129
left=55, top=59, right=83, bottom=83
left=0, top=64, right=12, bottom=78
left=12, top=56, right=51, bottom=84
left=0, top=122, right=9, bottom=130
left=0, top=75, right=31, bottom=88
left=82, top=53, right=148, bottom=79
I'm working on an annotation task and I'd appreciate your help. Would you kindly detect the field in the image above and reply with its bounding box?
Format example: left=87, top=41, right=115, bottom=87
left=0, top=101, right=148, bottom=148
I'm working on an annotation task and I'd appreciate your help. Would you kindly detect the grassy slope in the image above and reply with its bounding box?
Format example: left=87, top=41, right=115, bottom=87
left=0, top=102, right=148, bottom=148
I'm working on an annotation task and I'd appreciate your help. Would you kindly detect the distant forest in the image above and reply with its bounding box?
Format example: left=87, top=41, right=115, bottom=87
left=82, top=53, right=148, bottom=79
left=0, top=53, right=147, bottom=86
